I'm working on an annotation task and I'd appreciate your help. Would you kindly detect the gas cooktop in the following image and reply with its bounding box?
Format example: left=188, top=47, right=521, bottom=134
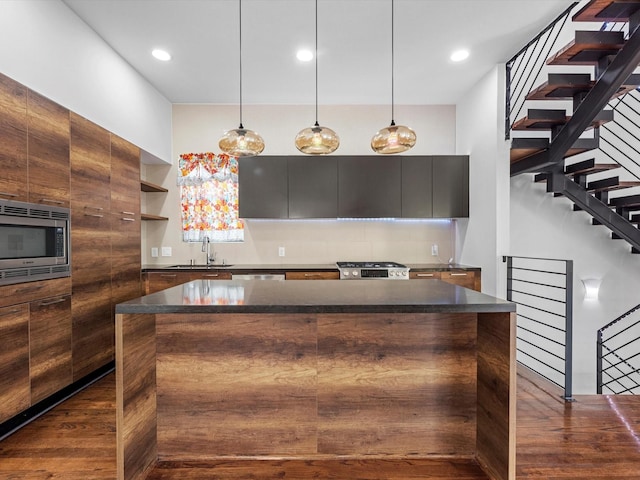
left=336, top=261, right=409, bottom=280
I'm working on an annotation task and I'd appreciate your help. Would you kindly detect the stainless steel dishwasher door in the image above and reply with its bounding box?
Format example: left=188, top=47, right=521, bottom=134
left=231, top=274, right=285, bottom=281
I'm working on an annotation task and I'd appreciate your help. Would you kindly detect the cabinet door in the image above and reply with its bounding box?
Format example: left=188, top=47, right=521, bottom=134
left=239, top=156, right=288, bottom=218
left=409, top=271, right=441, bottom=280
left=27, top=90, right=70, bottom=207
left=440, top=271, right=480, bottom=291
left=432, top=156, right=469, bottom=218
left=402, top=156, right=433, bottom=218
left=0, top=303, right=30, bottom=423
left=70, top=113, right=113, bottom=381
left=338, top=156, right=401, bottom=218
left=285, top=271, right=340, bottom=280
left=111, top=135, right=142, bottom=306
left=0, top=73, right=28, bottom=202
left=288, top=157, right=338, bottom=218
left=29, top=295, right=72, bottom=404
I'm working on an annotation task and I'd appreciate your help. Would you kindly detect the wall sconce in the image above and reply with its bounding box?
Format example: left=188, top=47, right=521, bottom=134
left=582, top=278, right=601, bottom=301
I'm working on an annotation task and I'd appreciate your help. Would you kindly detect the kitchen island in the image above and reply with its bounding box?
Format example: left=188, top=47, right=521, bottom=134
left=115, top=279, right=516, bottom=480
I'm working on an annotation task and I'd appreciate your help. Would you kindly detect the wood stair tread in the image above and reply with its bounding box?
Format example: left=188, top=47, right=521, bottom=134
left=573, top=0, right=640, bottom=23
left=510, top=137, right=599, bottom=163
left=565, top=159, right=620, bottom=176
left=609, top=193, right=640, bottom=207
left=512, top=109, right=613, bottom=131
left=547, top=30, right=625, bottom=65
left=526, top=73, right=640, bottom=101
left=587, top=178, right=640, bottom=192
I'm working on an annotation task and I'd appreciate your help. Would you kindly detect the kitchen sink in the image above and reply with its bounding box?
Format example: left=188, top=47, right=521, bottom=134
left=167, top=264, right=234, bottom=269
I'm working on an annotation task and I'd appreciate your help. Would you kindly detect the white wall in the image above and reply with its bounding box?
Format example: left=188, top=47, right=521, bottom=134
left=511, top=174, right=640, bottom=394
left=0, top=0, right=172, bottom=163
left=455, top=66, right=511, bottom=297
left=142, top=103, right=458, bottom=266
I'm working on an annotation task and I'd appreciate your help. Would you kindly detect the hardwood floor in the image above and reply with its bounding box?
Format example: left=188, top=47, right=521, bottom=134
left=1, top=368, right=639, bottom=479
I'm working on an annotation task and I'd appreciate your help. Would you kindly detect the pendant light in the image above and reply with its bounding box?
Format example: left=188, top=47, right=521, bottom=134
left=295, top=0, right=339, bottom=154
left=219, top=0, right=265, bottom=157
left=371, top=0, right=416, bottom=154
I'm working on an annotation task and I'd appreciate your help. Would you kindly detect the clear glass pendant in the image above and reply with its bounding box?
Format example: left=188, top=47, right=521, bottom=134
left=219, top=126, right=265, bottom=157
left=371, top=121, right=416, bottom=154
left=295, top=122, right=340, bottom=154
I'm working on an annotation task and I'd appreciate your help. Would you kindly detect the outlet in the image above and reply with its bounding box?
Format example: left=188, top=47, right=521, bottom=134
left=278, top=246, right=285, bottom=257
left=431, top=244, right=439, bottom=256
left=161, top=246, right=172, bottom=257
left=151, top=247, right=158, bottom=258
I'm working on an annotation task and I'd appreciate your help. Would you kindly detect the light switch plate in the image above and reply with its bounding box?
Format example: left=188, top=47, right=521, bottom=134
left=161, top=246, right=172, bottom=257
left=151, top=247, right=158, bottom=258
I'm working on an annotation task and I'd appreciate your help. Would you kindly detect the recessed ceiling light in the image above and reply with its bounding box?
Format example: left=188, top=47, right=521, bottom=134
left=450, top=49, right=470, bottom=62
left=152, top=49, right=171, bottom=61
left=296, top=49, right=313, bottom=62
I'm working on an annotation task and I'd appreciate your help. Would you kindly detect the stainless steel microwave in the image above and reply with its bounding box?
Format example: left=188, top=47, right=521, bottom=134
left=0, top=199, right=70, bottom=286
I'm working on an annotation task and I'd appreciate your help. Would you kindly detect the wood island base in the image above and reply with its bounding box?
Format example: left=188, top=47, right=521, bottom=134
left=116, top=308, right=515, bottom=480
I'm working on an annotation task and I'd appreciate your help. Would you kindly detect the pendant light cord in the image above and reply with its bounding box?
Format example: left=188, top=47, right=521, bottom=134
left=390, top=0, right=395, bottom=125
left=314, top=0, right=319, bottom=126
left=238, top=0, right=244, bottom=129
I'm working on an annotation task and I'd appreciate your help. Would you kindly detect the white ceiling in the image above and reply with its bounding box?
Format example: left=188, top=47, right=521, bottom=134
left=62, top=0, right=575, bottom=106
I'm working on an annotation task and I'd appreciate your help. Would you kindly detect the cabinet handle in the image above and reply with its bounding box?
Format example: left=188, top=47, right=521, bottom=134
left=450, top=273, right=468, bottom=276
left=40, top=198, right=65, bottom=205
left=122, top=211, right=135, bottom=215
left=38, top=298, right=67, bottom=306
left=121, top=217, right=136, bottom=222
left=203, top=274, right=220, bottom=277
left=0, top=308, right=21, bottom=317
left=416, top=273, right=434, bottom=277
left=84, top=206, right=104, bottom=211
left=0, top=192, right=18, bottom=198
left=84, top=213, right=104, bottom=218
left=160, top=274, right=177, bottom=278
left=304, top=273, right=317, bottom=277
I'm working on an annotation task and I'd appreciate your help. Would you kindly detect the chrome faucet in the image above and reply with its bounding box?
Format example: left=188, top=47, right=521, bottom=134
left=201, top=236, right=216, bottom=265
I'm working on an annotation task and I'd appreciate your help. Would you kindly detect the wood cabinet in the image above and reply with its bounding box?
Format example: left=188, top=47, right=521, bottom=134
left=432, top=156, right=469, bottom=218
left=285, top=271, right=340, bottom=280
left=111, top=135, right=142, bottom=308
left=70, top=113, right=113, bottom=381
left=27, top=90, right=70, bottom=207
left=145, top=271, right=233, bottom=295
left=410, top=269, right=481, bottom=292
left=29, top=295, right=72, bottom=404
left=0, top=303, right=30, bottom=423
left=0, top=73, right=28, bottom=202
left=401, top=156, right=433, bottom=218
left=338, top=156, right=402, bottom=218
left=239, top=156, right=288, bottom=218
left=288, top=157, right=338, bottom=218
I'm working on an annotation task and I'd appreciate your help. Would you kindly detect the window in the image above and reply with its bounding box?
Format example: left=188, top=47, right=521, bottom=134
left=177, top=152, right=244, bottom=242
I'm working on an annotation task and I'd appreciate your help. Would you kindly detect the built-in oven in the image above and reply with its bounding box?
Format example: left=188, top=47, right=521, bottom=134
left=0, top=199, right=70, bottom=285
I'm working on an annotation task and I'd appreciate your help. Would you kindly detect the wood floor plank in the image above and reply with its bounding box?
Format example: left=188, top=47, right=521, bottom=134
left=2, top=367, right=640, bottom=479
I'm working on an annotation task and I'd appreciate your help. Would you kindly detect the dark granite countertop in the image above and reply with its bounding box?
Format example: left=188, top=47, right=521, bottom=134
left=116, top=278, right=514, bottom=315
left=142, top=263, right=480, bottom=273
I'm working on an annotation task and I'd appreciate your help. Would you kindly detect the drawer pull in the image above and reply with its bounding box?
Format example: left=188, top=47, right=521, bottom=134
left=122, top=211, right=135, bottom=215
left=304, top=273, right=317, bottom=277
left=40, top=198, right=65, bottom=205
left=84, top=206, right=104, bottom=211
left=203, top=274, right=220, bottom=277
left=38, top=298, right=67, bottom=306
left=0, top=309, right=21, bottom=317
left=84, top=213, right=104, bottom=218
left=0, top=192, right=18, bottom=198
left=450, top=273, right=468, bottom=276
left=160, top=274, right=177, bottom=278
left=416, top=273, right=434, bottom=277
left=121, top=217, right=136, bottom=222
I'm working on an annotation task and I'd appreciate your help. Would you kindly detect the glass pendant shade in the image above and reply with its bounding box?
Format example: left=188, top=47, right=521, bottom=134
left=295, top=122, right=340, bottom=154
left=371, top=121, right=416, bottom=154
left=219, top=125, right=265, bottom=157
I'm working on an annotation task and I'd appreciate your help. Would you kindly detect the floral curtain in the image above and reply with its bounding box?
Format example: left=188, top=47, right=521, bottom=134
left=177, top=152, right=244, bottom=242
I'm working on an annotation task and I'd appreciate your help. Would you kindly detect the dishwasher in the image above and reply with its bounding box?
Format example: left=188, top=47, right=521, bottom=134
left=232, top=274, right=285, bottom=281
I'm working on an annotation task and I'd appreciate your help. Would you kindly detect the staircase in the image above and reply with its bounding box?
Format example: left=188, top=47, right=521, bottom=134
left=509, top=0, right=640, bottom=254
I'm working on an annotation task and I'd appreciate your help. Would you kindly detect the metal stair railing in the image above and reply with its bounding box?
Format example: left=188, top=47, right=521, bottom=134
left=597, top=303, right=640, bottom=394
left=505, top=2, right=578, bottom=140
left=503, top=255, right=574, bottom=401
left=602, top=89, right=640, bottom=181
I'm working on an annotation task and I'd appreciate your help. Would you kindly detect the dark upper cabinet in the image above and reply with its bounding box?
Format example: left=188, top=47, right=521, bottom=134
left=401, top=156, right=433, bottom=218
left=338, top=156, right=402, bottom=218
left=432, top=155, right=469, bottom=218
left=238, top=156, right=288, bottom=218
left=288, top=156, right=338, bottom=218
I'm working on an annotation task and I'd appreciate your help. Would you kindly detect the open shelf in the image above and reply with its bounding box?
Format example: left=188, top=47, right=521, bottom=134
left=141, top=180, right=168, bottom=193
left=141, top=213, right=168, bottom=221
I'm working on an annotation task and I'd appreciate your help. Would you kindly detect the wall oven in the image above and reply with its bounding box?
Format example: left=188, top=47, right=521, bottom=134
left=0, top=199, right=70, bottom=286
